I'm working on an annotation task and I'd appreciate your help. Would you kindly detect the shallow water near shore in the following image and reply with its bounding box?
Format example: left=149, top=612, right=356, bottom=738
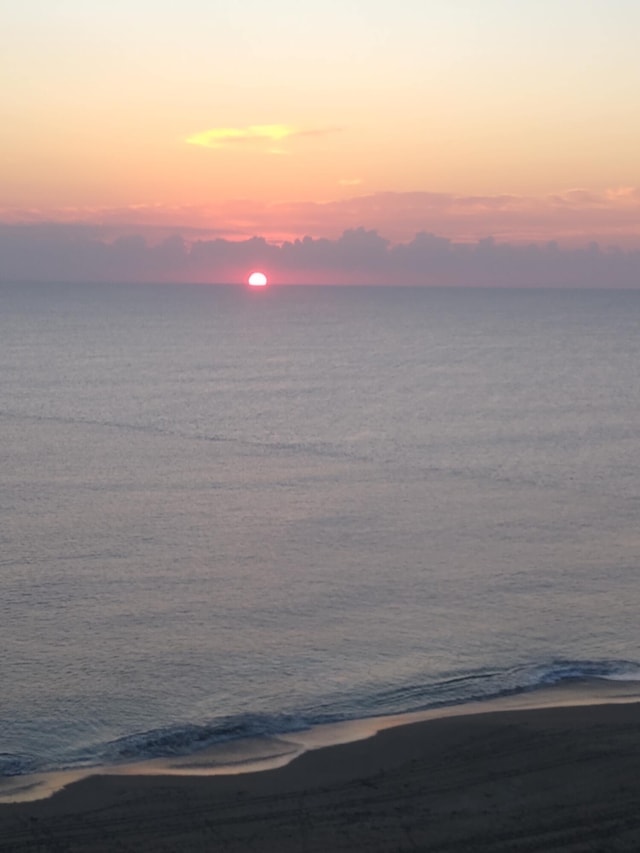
left=2, top=677, right=639, bottom=803
left=2, top=282, right=640, bottom=797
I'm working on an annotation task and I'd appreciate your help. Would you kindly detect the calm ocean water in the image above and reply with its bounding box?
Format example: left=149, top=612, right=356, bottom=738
left=1, top=281, right=639, bottom=779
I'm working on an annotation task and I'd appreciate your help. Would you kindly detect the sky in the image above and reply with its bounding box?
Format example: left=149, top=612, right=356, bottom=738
left=2, top=0, right=640, bottom=285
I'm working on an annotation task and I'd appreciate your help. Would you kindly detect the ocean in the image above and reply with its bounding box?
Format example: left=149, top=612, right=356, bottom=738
left=1, top=281, right=639, bottom=788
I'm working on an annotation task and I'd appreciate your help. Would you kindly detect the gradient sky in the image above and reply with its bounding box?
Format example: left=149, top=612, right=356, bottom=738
left=3, top=0, right=640, bottom=282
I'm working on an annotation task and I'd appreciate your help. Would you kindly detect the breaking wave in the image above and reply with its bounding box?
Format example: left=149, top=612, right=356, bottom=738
left=3, top=657, right=639, bottom=779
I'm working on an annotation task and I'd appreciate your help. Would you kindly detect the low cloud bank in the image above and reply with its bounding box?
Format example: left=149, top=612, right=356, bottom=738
left=1, top=223, right=639, bottom=288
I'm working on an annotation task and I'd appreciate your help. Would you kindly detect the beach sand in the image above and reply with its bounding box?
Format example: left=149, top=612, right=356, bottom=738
left=1, top=695, right=640, bottom=852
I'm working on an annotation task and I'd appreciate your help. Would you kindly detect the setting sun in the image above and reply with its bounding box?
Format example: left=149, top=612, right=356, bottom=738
left=248, top=271, right=268, bottom=287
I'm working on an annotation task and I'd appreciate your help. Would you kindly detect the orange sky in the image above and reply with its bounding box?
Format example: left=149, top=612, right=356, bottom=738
left=3, top=1, right=640, bottom=249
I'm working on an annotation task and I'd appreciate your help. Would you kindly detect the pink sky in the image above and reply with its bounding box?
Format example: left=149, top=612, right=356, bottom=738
left=4, top=186, right=640, bottom=248
left=3, top=1, right=640, bottom=284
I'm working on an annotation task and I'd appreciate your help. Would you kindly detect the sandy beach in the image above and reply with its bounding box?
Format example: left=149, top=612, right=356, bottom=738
left=2, top=695, right=640, bottom=852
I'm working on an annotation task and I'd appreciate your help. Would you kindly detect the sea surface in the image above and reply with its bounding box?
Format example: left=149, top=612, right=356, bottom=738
left=1, top=282, right=640, bottom=786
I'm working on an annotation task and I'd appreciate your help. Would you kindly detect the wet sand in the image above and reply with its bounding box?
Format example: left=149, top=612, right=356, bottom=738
left=2, top=697, right=640, bottom=852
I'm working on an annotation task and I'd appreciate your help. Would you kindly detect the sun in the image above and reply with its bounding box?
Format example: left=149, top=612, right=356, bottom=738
left=248, top=271, right=268, bottom=287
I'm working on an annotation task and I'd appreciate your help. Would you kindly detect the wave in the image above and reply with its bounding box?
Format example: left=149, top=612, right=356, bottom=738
left=304, top=658, right=640, bottom=722
left=93, top=712, right=310, bottom=764
left=529, top=658, right=640, bottom=685
left=0, top=408, right=369, bottom=471
left=3, top=658, right=639, bottom=778
left=0, top=754, right=40, bottom=777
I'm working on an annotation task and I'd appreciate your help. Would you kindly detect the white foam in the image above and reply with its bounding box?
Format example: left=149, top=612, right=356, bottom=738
left=4, top=676, right=639, bottom=805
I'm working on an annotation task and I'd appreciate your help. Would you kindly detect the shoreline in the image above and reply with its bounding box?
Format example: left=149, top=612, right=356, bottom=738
left=1, top=676, right=639, bottom=806
left=1, top=681, right=640, bottom=851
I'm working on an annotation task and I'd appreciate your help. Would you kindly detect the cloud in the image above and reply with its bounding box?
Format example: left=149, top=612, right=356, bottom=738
left=2, top=222, right=640, bottom=288
left=338, top=178, right=363, bottom=186
left=185, top=124, right=341, bottom=151
left=3, top=185, right=640, bottom=254
left=250, top=188, right=640, bottom=246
